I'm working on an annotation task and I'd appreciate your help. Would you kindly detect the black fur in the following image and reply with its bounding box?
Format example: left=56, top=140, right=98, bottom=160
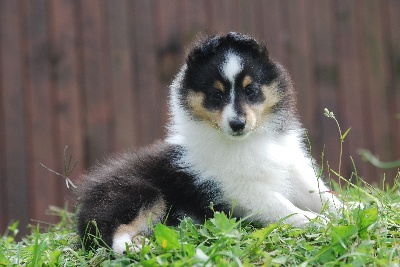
left=76, top=142, right=227, bottom=250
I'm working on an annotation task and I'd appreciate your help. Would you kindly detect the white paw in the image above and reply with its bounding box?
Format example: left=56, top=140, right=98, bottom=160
left=112, top=233, right=132, bottom=254
left=112, top=234, right=149, bottom=254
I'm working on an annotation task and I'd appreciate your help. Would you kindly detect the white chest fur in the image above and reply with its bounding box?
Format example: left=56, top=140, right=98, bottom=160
left=167, top=118, right=313, bottom=209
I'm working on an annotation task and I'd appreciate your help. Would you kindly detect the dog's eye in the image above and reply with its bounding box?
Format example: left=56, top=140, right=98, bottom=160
left=245, top=86, right=256, bottom=97
left=210, top=91, right=223, bottom=101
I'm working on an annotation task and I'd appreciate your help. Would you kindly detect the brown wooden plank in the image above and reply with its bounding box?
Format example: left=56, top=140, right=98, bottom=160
left=0, top=62, right=5, bottom=233
left=365, top=1, right=391, bottom=157
left=250, top=0, right=272, bottom=42
left=153, top=0, right=182, bottom=132
left=0, top=0, right=18, bottom=233
left=79, top=1, right=113, bottom=165
left=351, top=3, right=380, bottom=182
left=23, top=0, right=61, bottom=225
left=0, top=0, right=31, bottom=235
left=48, top=0, right=85, bottom=196
left=250, top=0, right=265, bottom=40
left=131, top=1, right=161, bottom=145
left=286, top=0, right=318, bottom=145
left=257, top=0, right=287, bottom=65
left=0, top=1, right=5, bottom=232
left=226, top=0, right=244, bottom=34
left=335, top=1, right=369, bottom=179
left=378, top=0, right=400, bottom=184
left=311, top=1, right=342, bottom=181
left=207, top=0, right=231, bottom=34
left=240, top=0, right=255, bottom=35
left=180, top=0, right=208, bottom=38
left=387, top=0, right=400, bottom=163
left=359, top=1, right=392, bottom=183
left=107, top=0, right=138, bottom=150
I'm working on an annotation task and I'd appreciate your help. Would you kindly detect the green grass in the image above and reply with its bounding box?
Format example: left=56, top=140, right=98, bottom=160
left=1, top=177, right=399, bottom=266
left=2, top=110, right=400, bottom=266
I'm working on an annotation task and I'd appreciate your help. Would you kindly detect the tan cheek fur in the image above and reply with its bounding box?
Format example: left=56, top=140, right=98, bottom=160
left=245, top=82, right=282, bottom=130
left=187, top=91, right=223, bottom=129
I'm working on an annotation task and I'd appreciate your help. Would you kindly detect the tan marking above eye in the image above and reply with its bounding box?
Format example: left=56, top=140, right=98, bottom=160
left=242, top=75, right=253, bottom=88
left=214, top=80, right=225, bottom=92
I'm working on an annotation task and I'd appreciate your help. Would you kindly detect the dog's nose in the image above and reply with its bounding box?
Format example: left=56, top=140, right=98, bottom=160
left=229, top=118, right=246, bottom=132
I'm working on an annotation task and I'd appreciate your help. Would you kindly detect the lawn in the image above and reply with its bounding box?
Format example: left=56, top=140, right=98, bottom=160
left=1, top=173, right=399, bottom=266
left=1, top=110, right=400, bottom=266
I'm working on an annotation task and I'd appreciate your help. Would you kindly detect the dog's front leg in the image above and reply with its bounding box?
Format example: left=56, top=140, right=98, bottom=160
left=234, top=188, right=321, bottom=227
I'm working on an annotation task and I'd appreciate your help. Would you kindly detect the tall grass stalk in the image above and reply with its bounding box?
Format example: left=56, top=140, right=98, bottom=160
left=324, top=108, right=351, bottom=189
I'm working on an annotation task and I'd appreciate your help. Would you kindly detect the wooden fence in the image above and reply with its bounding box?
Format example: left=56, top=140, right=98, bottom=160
left=1, top=0, right=399, bottom=236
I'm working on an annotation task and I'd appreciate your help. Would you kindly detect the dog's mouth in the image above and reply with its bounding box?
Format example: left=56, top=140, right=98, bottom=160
left=226, top=128, right=252, bottom=140
left=211, top=119, right=252, bottom=140
left=231, top=130, right=246, bottom=136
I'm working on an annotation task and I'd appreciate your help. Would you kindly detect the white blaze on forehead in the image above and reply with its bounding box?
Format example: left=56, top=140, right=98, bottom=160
left=221, top=52, right=243, bottom=133
left=222, top=52, right=243, bottom=84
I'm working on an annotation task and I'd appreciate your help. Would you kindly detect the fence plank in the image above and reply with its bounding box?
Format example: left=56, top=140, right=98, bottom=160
left=0, top=0, right=6, bottom=233
left=365, top=1, right=391, bottom=160
left=387, top=0, right=400, bottom=160
left=0, top=0, right=30, bottom=235
left=225, top=0, right=243, bottom=33
left=79, top=1, right=113, bottom=165
left=154, top=0, right=182, bottom=129
left=207, top=0, right=231, bottom=34
left=48, top=0, right=84, bottom=195
left=257, top=1, right=287, bottom=66
left=181, top=0, right=207, bottom=39
left=310, top=1, right=342, bottom=180
left=356, top=2, right=392, bottom=182
left=107, top=0, right=138, bottom=150
left=23, top=0, right=61, bottom=224
left=0, top=41, right=5, bottom=232
left=335, top=2, right=365, bottom=177
left=286, top=0, right=318, bottom=145
left=131, top=1, right=161, bottom=145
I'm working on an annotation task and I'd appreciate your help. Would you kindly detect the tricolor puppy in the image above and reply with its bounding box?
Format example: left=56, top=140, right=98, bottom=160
left=76, top=32, right=339, bottom=253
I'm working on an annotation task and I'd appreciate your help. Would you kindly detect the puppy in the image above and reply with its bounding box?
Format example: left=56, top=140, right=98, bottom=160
left=76, top=32, right=339, bottom=253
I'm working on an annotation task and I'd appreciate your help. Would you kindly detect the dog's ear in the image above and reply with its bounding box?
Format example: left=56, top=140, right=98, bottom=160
left=186, top=35, right=221, bottom=67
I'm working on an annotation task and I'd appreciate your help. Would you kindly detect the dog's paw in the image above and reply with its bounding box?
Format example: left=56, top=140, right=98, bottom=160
left=112, top=233, right=132, bottom=254
left=112, top=234, right=149, bottom=254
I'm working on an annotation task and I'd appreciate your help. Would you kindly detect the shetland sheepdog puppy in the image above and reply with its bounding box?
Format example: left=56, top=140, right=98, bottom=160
left=76, top=32, right=339, bottom=253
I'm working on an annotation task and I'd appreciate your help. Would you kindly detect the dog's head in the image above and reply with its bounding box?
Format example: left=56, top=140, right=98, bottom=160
left=171, top=32, right=296, bottom=139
